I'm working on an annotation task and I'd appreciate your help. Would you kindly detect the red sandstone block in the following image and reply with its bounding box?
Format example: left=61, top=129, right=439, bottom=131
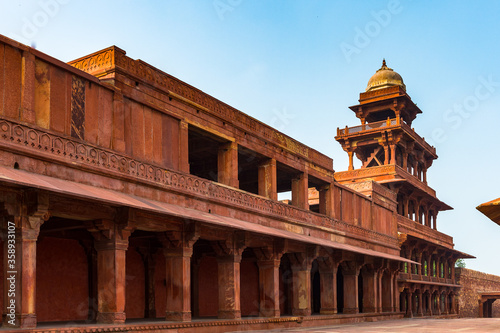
left=49, top=66, right=68, bottom=133
left=143, top=106, right=154, bottom=161
left=21, top=51, right=36, bottom=123
left=152, top=110, right=163, bottom=165
left=34, top=59, right=50, bottom=129
left=4, top=45, right=22, bottom=119
left=98, top=88, right=113, bottom=149
left=123, top=100, right=133, bottom=156
left=131, top=101, right=145, bottom=159
left=85, top=81, right=99, bottom=144
left=112, top=93, right=126, bottom=153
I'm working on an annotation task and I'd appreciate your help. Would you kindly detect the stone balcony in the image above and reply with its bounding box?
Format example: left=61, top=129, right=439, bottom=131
left=398, top=273, right=459, bottom=287
left=336, top=117, right=437, bottom=157
left=397, top=214, right=454, bottom=249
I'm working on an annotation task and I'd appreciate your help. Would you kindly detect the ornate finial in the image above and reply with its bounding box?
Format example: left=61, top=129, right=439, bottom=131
left=382, top=58, right=387, bottom=68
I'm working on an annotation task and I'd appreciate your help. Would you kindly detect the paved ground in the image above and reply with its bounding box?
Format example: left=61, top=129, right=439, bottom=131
left=240, top=318, right=500, bottom=332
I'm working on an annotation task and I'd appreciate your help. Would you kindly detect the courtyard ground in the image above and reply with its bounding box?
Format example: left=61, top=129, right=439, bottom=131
left=237, top=318, right=500, bottom=332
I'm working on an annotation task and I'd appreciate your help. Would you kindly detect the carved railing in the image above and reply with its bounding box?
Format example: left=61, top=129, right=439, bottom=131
left=336, top=117, right=436, bottom=155
left=0, top=119, right=399, bottom=249
left=337, top=118, right=398, bottom=136
left=397, top=215, right=454, bottom=248
left=398, top=273, right=457, bottom=285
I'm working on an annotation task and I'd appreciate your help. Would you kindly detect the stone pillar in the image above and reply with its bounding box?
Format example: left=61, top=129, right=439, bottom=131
left=258, top=158, right=277, bottom=200
left=218, top=141, right=239, bottom=188
left=342, top=262, right=361, bottom=314
left=407, top=290, right=413, bottom=317
left=348, top=151, right=354, bottom=171
left=318, top=258, right=338, bottom=315
left=417, top=290, right=424, bottom=316
left=382, top=271, right=394, bottom=312
left=291, top=172, right=309, bottom=210
left=164, top=246, right=193, bottom=321
left=384, top=145, right=390, bottom=165
left=217, top=254, right=242, bottom=319
left=362, top=267, right=377, bottom=313
left=423, top=166, right=428, bottom=184
left=433, top=212, right=438, bottom=230
left=89, top=219, right=134, bottom=324
left=390, top=144, right=396, bottom=165
left=2, top=191, right=49, bottom=328
left=435, top=293, right=441, bottom=315
left=393, top=273, right=399, bottom=312
left=318, top=184, right=335, bottom=217
left=290, top=254, right=312, bottom=316
left=179, top=120, right=190, bottom=173
left=257, top=259, right=281, bottom=317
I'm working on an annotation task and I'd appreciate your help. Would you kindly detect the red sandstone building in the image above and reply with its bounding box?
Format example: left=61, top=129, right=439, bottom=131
left=0, top=35, right=472, bottom=331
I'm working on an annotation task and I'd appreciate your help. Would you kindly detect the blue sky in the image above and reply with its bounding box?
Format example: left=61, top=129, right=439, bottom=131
left=1, top=0, right=500, bottom=275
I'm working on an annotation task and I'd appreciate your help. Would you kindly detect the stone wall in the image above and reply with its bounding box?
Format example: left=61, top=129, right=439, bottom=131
left=456, top=268, right=500, bottom=317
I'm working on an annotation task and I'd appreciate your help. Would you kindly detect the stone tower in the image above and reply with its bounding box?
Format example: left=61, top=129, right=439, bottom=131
left=335, top=59, right=451, bottom=230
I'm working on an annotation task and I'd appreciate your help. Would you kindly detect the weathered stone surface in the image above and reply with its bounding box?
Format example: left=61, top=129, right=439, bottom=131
left=456, top=268, right=500, bottom=318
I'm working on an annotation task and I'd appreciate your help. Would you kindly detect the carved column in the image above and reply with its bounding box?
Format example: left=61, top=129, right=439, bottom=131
left=1, top=191, right=49, bottom=328
left=162, top=224, right=199, bottom=322
left=417, top=290, right=423, bottom=316
left=288, top=252, right=313, bottom=316
left=164, top=246, right=192, bottom=321
left=179, top=120, right=189, bottom=173
left=87, top=218, right=134, bottom=324
left=383, top=145, right=390, bottom=165
left=435, top=292, right=441, bottom=315
left=218, top=141, right=239, bottom=188
left=258, top=158, right=277, bottom=200
left=390, top=270, right=398, bottom=312
left=361, top=265, right=378, bottom=313
left=318, top=183, right=336, bottom=218
left=213, top=235, right=246, bottom=319
left=255, top=245, right=283, bottom=318
left=291, top=171, right=309, bottom=210
left=342, top=261, right=361, bottom=314
left=348, top=150, right=354, bottom=171
left=389, top=144, right=396, bottom=165
left=317, top=256, right=339, bottom=315
left=407, top=289, right=413, bottom=317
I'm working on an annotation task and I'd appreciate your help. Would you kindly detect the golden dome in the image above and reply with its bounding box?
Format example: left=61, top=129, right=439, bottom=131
left=366, top=59, right=406, bottom=92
